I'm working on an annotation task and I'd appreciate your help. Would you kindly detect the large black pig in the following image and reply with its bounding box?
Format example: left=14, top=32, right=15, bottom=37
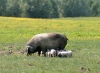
left=25, top=33, right=68, bottom=56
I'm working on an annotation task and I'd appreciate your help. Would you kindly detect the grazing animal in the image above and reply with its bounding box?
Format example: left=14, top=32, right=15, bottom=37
left=46, top=50, right=51, bottom=57
left=25, top=33, right=68, bottom=56
left=46, top=49, right=56, bottom=57
left=57, top=50, right=72, bottom=57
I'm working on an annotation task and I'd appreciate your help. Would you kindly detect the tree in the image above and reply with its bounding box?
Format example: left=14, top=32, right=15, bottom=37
left=20, top=0, right=51, bottom=18
left=50, top=0, right=59, bottom=18
left=63, top=0, right=90, bottom=17
left=0, top=0, right=6, bottom=16
left=6, top=0, right=21, bottom=17
left=91, top=1, right=100, bottom=16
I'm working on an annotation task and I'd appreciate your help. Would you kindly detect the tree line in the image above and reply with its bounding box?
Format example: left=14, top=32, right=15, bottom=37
left=0, top=0, right=100, bottom=18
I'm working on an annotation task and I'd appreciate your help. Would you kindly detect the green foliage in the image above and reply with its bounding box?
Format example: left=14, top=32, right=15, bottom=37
left=0, top=0, right=100, bottom=18
left=90, top=1, right=100, bottom=16
left=6, top=0, right=21, bottom=17
left=0, top=0, right=6, bottom=16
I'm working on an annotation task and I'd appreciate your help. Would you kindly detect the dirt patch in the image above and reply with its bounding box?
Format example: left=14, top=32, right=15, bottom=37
left=80, top=67, right=91, bottom=73
left=0, top=50, right=25, bottom=56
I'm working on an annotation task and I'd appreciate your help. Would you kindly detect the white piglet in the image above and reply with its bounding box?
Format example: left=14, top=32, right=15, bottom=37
left=58, top=50, right=72, bottom=57
left=46, top=49, right=56, bottom=57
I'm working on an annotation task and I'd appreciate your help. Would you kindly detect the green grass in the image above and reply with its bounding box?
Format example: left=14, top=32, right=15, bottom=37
left=0, top=17, right=100, bottom=73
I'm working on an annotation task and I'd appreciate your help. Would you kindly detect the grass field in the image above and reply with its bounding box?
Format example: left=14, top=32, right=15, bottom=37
left=0, top=17, right=100, bottom=73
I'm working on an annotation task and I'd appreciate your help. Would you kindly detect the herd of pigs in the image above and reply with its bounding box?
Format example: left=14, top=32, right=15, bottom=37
left=25, top=33, right=72, bottom=58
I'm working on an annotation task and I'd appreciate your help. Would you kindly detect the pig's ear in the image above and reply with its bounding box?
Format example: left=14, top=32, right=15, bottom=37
left=26, top=46, right=32, bottom=48
left=25, top=46, right=32, bottom=53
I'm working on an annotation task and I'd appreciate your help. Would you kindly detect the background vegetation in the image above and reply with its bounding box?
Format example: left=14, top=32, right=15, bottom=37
left=0, top=17, right=100, bottom=73
left=0, top=0, right=100, bottom=18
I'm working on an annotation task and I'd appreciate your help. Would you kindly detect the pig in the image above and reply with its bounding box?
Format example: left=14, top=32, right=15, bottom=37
left=46, top=49, right=56, bottom=57
left=25, top=33, right=68, bottom=56
left=57, top=50, right=72, bottom=57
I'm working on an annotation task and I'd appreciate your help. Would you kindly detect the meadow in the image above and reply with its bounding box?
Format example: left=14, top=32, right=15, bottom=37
left=0, top=17, right=100, bottom=73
